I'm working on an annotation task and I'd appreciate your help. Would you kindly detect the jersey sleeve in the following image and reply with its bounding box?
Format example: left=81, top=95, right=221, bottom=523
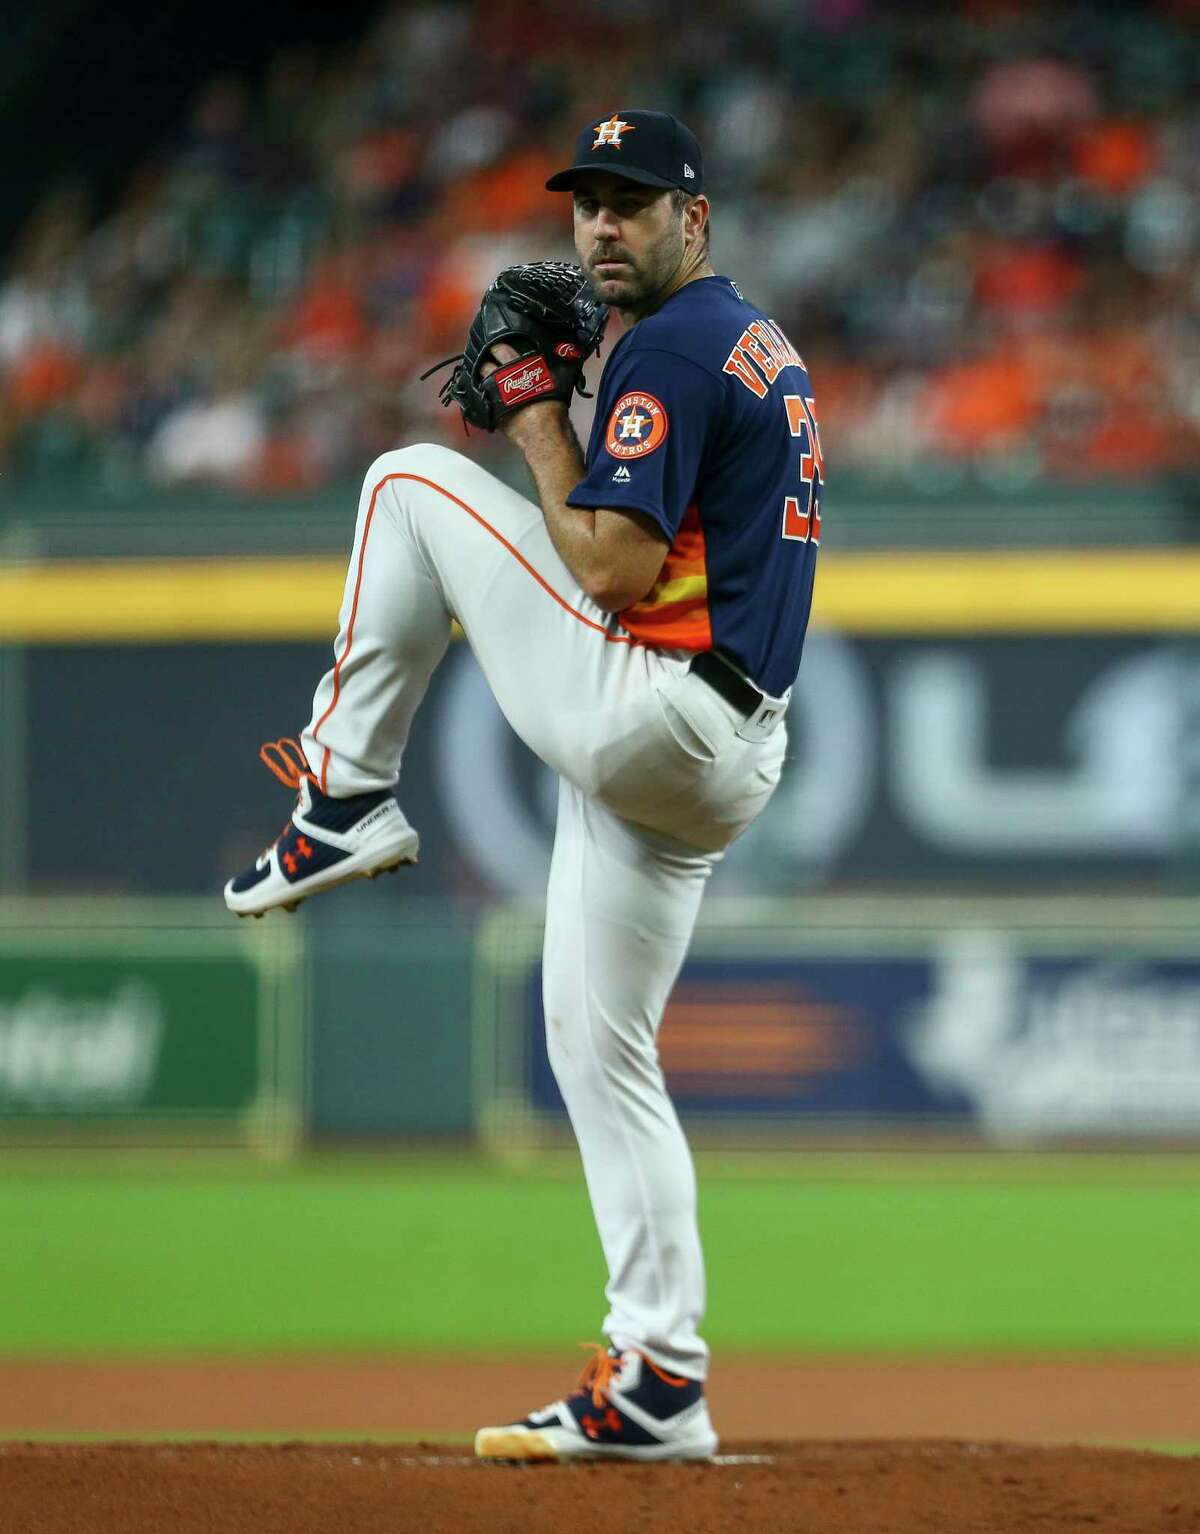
left=566, top=347, right=724, bottom=541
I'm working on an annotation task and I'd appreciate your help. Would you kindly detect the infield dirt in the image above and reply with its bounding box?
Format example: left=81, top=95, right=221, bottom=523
left=3, top=1439, right=1198, bottom=1533
left=4, top=1355, right=1200, bottom=1443
left=3, top=1356, right=1199, bottom=1531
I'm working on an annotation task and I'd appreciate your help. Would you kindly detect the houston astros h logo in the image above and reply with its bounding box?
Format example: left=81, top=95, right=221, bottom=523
left=605, top=391, right=669, bottom=459
left=592, top=114, right=636, bottom=150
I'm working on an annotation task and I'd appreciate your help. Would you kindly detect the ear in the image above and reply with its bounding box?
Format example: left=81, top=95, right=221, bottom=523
left=686, top=194, right=710, bottom=245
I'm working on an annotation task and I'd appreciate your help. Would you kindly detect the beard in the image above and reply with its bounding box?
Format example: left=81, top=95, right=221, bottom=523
left=582, top=224, right=685, bottom=312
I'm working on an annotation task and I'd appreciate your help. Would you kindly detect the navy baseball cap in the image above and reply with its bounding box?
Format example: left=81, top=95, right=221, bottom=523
left=546, top=111, right=704, bottom=194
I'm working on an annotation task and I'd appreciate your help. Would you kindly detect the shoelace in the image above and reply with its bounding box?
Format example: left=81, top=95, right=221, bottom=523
left=574, top=1343, right=622, bottom=1409
left=570, top=1342, right=691, bottom=1409
left=255, top=738, right=317, bottom=856
left=259, top=737, right=317, bottom=790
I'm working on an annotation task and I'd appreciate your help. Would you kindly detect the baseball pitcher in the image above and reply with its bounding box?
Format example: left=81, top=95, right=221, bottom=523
left=225, top=110, right=823, bottom=1461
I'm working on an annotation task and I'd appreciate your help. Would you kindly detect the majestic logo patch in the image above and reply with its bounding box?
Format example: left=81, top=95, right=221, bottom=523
left=605, top=391, right=668, bottom=459
left=612, top=464, right=631, bottom=482
left=494, top=355, right=554, bottom=406
left=592, top=114, right=636, bottom=150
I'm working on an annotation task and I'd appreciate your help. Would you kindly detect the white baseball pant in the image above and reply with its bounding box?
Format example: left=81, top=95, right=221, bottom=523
left=301, top=443, right=786, bottom=1379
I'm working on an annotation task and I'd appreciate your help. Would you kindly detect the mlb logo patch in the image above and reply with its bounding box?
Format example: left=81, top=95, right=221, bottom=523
left=605, top=392, right=669, bottom=459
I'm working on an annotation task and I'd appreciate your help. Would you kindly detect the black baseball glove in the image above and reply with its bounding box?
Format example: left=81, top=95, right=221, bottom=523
left=423, top=261, right=608, bottom=432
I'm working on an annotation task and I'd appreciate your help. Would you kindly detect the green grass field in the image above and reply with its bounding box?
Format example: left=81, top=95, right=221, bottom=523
left=4, top=1149, right=1199, bottom=1356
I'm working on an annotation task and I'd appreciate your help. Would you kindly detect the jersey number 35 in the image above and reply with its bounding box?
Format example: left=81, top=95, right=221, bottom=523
left=782, top=394, right=824, bottom=546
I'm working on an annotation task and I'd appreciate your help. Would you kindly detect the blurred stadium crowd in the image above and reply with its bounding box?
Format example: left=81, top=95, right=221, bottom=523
left=0, top=0, right=1197, bottom=498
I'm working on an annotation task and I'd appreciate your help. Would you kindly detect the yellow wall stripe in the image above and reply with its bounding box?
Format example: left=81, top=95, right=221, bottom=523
left=0, top=558, right=346, bottom=642
left=813, top=549, right=1200, bottom=633
left=0, top=549, right=1197, bottom=642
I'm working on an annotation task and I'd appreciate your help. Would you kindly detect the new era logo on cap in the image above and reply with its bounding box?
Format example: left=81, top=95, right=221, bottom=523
left=683, top=163, right=695, bottom=179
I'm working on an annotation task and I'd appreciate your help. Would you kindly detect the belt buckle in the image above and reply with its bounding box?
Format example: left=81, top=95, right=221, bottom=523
left=735, top=685, right=789, bottom=742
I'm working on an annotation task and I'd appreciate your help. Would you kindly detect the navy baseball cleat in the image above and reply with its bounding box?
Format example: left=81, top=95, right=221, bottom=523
left=224, top=737, right=418, bottom=918
left=474, top=1344, right=717, bottom=1462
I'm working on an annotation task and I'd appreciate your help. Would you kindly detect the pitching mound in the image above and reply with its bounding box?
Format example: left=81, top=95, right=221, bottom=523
left=3, top=1440, right=1196, bottom=1532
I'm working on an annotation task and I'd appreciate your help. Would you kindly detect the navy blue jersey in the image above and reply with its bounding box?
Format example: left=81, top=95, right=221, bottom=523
left=567, top=275, right=823, bottom=697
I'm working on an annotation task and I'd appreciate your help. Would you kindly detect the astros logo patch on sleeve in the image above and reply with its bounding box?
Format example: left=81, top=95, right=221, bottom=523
left=606, top=392, right=669, bottom=459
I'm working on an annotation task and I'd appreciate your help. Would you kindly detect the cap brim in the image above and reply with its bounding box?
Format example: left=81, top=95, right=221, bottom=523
left=545, top=163, right=681, bottom=192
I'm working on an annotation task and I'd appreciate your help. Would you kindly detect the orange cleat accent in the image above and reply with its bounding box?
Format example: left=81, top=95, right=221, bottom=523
left=258, top=737, right=317, bottom=790
left=575, top=1342, right=622, bottom=1407
left=642, top=1356, right=692, bottom=1389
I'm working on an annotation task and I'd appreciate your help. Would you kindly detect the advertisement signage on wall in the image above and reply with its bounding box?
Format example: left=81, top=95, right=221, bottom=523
left=0, top=902, right=304, bottom=1151
left=18, top=631, right=1193, bottom=899
left=526, top=959, right=940, bottom=1120
left=480, top=900, right=1200, bottom=1142
left=0, top=963, right=255, bottom=1116
left=907, top=938, right=1200, bottom=1136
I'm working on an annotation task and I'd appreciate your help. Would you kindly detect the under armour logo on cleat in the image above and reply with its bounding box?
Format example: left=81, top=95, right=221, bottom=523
left=612, top=465, right=631, bottom=482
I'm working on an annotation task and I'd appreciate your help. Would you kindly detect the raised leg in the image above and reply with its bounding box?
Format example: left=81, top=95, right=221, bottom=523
left=302, top=442, right=650, bottom=796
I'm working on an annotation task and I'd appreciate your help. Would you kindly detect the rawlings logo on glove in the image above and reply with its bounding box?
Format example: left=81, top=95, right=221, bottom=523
left=422, top=261, right=608, bottom=433
left=496, top=358, right=554, bottom=404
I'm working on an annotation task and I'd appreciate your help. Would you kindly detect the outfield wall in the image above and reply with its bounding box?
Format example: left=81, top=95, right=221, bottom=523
left=2, top=540, right=1197, bottom=1142
left=3, top=895, right=1198, bottom=1145
left=2, top=625, right=1198, bottom=899
left=0, top=896, right=476, bottom=1146
left=477, top=896, right=1200, bottom=1146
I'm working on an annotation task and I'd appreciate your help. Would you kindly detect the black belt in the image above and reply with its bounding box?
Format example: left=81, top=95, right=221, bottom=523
left=690, top=649, right=763, bottom=717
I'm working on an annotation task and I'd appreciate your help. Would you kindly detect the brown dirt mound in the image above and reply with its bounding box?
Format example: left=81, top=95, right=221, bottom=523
left=3, top=1441, right=1197, bottom=1534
